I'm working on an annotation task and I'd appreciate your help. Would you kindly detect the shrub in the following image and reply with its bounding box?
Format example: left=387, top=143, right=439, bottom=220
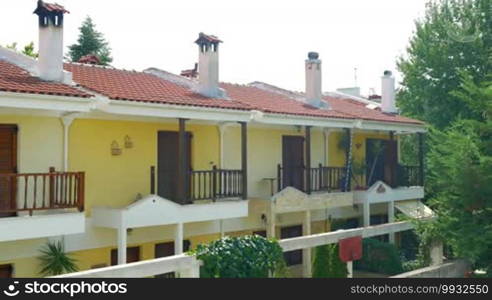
left=191, top=235, right=287, bottom=278
left=354, top=238, right=404, bottom=275
left=312, top=244, right=348, bottom=278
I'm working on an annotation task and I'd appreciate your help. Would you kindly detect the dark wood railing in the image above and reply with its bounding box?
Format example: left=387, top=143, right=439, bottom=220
left=190, top=166, right=244, bottom=201
left=277, top=164, right=348, bottom=194
left=397, top=165, right=422, bottom=187
left=150, top=166, right=244, bottom=203
left=0, top=168, right=85, bottom=216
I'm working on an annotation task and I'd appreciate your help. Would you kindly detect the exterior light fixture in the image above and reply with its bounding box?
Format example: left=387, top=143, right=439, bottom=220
left=111, top=141, right=122, bottom=156
left=124, top=135, right=133, bottom=149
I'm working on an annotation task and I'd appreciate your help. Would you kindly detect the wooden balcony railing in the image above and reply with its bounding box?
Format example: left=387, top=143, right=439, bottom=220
left=277, top=164, right=348, bottom=194
left=150, top=166, right=244, bottom=203
left=0, top=167, right=85, bottom=216
left=190, top=166, right=244, bottom=201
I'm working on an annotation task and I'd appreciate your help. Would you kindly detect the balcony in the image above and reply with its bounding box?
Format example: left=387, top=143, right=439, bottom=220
left=150, top=166, right=245, bottom=204
left=277, top=164, right=348, bottom=194
left=272, top=164, right=353, bottom=213
left=0, top=169, right=86, bottom=242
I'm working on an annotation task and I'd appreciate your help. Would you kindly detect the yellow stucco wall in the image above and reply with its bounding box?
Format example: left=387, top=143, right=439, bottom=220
left=0, top=115, right=63, bottom=173
left=69, top=119, right=220, bottom=214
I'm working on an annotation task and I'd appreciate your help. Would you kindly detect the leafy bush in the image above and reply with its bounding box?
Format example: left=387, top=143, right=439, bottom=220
left=354, top=238, right=404, bottom=275
left=191, top=235, right=287, bottom=278
left=312, top=244, right=348, bottom=278
left=38, top=241, right=78, bottom=276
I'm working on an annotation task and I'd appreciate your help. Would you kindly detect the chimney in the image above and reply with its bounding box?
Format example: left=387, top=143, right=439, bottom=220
left=194, top=33, right=227, bottom=98
left=33, top=0, right=69, bottom=82
left=305, top=52, right=328, bottom=108
left=381, top=70, right=397, bottom=114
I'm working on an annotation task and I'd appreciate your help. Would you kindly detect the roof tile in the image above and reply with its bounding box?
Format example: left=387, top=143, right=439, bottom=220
left=0, top=60, right=91, bottom=98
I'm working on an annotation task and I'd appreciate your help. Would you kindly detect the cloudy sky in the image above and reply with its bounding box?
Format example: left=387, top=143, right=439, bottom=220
left=0, top=0, right=429, bottom=95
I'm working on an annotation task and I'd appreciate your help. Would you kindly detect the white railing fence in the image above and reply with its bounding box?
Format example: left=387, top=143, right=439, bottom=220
left=55, top=221, right=416, bottom=278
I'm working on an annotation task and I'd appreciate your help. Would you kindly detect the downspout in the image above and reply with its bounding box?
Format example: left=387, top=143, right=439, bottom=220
left=61, top=114, right=76, bottom=172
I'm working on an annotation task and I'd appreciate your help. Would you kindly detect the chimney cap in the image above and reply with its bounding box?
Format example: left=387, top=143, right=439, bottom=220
left=78, top=54, right=101, bottom=65
left=34, top=0, right=70, bottom=15
left=308, top=52, right=319, bottom=60
left=383, top=70, right=393, bottom=76
left=195, top=32, right=222, bottom=45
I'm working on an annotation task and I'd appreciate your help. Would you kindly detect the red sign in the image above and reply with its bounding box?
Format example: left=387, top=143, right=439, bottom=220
left=339, top=236, right=363, bottom=262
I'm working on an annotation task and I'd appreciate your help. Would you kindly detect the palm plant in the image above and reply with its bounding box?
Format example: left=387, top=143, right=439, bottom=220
left=38, top=241, right=78, bottom=276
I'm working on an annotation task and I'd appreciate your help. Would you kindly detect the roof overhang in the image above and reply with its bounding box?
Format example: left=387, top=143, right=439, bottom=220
left=0, top=91, right=94, bottom=113
left=99, top=99, right=253, bottom=123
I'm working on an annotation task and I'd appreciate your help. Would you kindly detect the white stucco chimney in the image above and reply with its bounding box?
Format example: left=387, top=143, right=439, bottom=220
left=195, top=32, right=227, bottom=98
left=305, top=52, right=328, bottom=109
left=34, top=1, right=69, bottom=82
left=381, top=70, right=397, bottom=114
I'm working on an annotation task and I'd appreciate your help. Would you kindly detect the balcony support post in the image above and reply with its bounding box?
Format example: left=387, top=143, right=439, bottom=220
left=302, top=210, right=312, bottom=278
left=388, top=200, right=395, bottom=244
left=305, top=126, right=312, bottom=194
left=418, top=132, right=425, bottom=186
left=117, top=226, right=127, bottom=265
left=240, top=122, right=248, bottom=200
left=177, top=118, right=187, bottom=204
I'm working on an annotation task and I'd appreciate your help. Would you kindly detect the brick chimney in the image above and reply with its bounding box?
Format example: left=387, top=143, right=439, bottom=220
left=381, top=70, right=397, bottom=114
left=33, top=0, right=69, bottom=82
left=195, top=33, right=227, bottom=98
left=305, top=52, right=329, bottom=109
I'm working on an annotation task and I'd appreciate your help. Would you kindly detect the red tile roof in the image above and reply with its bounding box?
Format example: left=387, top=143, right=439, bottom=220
left=0, top=59, right=423, bottom=125
left=34, top=1, right=69, bottom=14
left=0, top=60, right=91, bottom=98
left=64, top=63, right=250, bottom=110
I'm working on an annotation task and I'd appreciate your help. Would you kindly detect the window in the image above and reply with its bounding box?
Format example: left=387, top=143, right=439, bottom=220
left=280, top=225, right=303, bottom=266
left=0, top=264, right=13, bottom=278
left=110, top=246, right=140, bottom=266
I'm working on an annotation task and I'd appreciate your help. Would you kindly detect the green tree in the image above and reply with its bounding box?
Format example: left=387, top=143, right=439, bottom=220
left=397, top=0, right=492, bottom=129
left=421, top=72, right=492, bottom=275
left=68, top=16, right=113, bottom=65
left=3, top=42, right=38, bottom=58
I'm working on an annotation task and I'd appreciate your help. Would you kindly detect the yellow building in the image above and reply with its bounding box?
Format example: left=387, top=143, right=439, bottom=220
left=0, top=1, right=426, bottom=278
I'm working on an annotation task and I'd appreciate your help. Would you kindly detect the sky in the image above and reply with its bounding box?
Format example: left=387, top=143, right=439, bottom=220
left=0, top=0, right=429, bottom=95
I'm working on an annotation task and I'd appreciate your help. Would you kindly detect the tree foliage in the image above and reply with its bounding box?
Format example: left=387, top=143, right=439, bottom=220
left=397, top=0, right=492, bottom=129
left=354, top=238, right=404, bottom=275
left=3, top=42, right=38, bottom=58
left=192, top=235, right=287, bottom=278
left=312, top=244, right=348, bottom=278
left=421, top=72, right=492, bottom=275
left=68, top=16, right=112, bottom=65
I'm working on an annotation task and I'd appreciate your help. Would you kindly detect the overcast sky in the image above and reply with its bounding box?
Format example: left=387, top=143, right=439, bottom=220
left=1, top=0, right=429, bottom=95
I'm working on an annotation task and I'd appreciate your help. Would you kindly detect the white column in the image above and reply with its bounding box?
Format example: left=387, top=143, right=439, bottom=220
left=302, top=210, right=312, bottom=278
left=363, top=199, right=370, bottom=227
left=174, top=223, right=184, bottom=255
left=347, top=261, right=353, bottom=278
left=266, top=204, right=276, bottom=238
left=219, top=220, right=225, bottom=238
left=388, top=200, right=395, bottom=244
left=430, top=241, right=444, bottom=266
left=117, top=226, right=127, bottom=265
left=180, top=257, right=201, bottom=278
left=61, top=115, right=75, bottom=172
